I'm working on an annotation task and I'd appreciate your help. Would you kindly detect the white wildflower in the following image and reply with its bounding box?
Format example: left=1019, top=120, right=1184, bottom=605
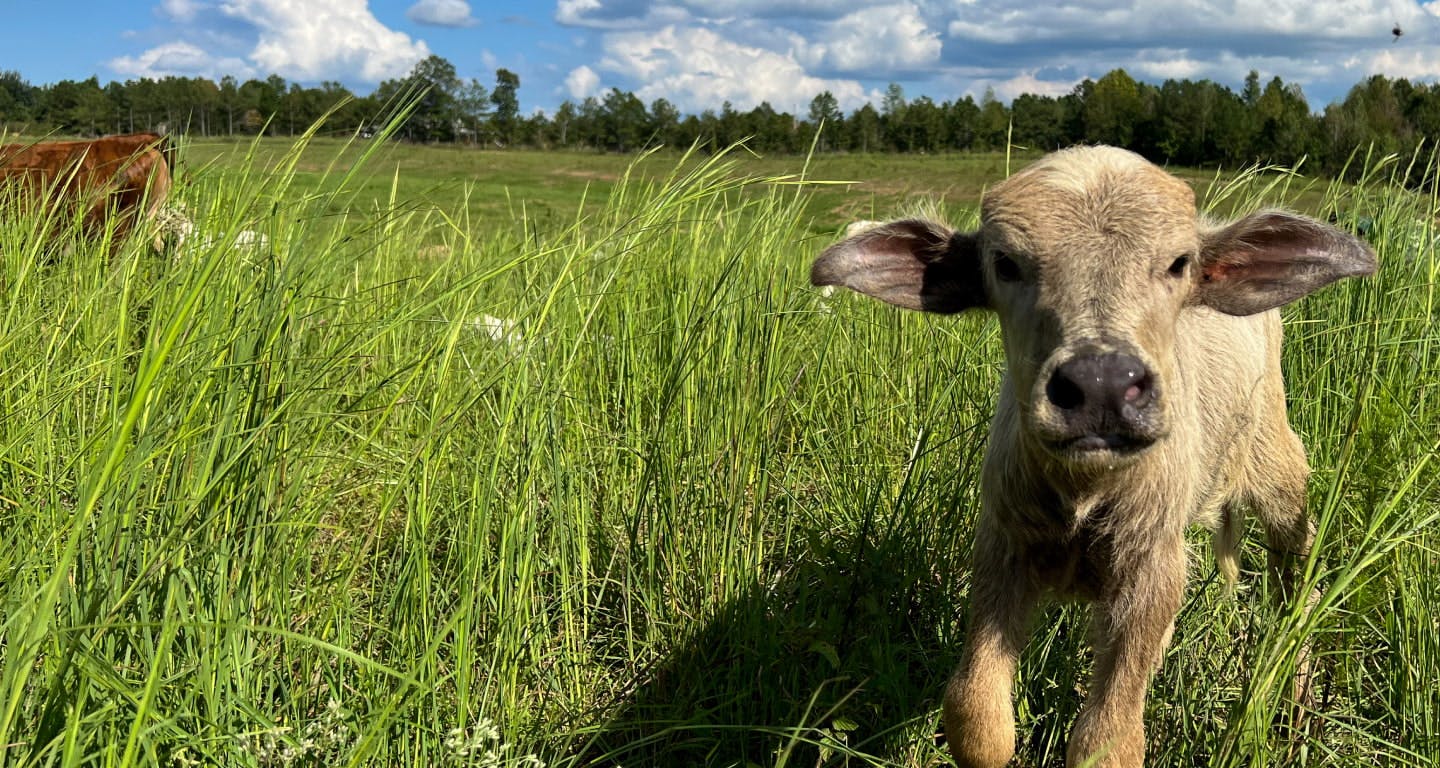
left=470, top=315, right=525, bottom=349
left=844, top=219, right=882, bottom=237
left=445, top=716, right=545, bottom=767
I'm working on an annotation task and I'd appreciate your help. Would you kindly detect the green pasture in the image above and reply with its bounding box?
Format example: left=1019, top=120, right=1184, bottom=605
left=175, top=136, right=1336, bottom=237
left=0, top=130, right=1436, bottom=768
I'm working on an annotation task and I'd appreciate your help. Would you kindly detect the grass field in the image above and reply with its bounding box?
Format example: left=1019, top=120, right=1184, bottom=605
left=1, top=129, right=1436, bottom=768
left=174, top=136, right=1338, bottom=238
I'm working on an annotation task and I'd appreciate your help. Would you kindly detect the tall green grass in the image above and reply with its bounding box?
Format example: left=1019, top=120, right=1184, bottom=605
left=0, top=132, right=1435, bottom=768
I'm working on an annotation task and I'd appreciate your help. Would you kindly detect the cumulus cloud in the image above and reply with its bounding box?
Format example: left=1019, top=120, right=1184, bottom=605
left=117, top=0, right=430, bottom=84
left=796, top=3, right=941, bottom=74
left=159, top=0, right=204, bottom=22
left=218, top=0, right=429, bottom=82
left=943, top=0, right=1417, bottom=49
left=566, top=65, right=602, bottom=99
left=599, top=25, right=874, bottom=112
left=986, top=72, right=1076, bottom=102
left=556, top=0, right=690, bottom=29
left=552, top=0, right=1440, bottom=111
left=110, top=40, right=256, bottom=80
left=938, top=0, right=1440, bottom=105
left=406, top=0, right=477, bottom=28
left=1342, top=46, right=1440, bottom=81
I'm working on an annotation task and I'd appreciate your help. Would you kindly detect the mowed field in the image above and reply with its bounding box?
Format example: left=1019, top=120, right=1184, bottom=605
left=1, top=132, right=1436, bottom=767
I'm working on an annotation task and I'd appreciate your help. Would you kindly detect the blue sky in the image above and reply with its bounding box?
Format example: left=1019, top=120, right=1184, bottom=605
left=4, top=1, right=1439, bottom=116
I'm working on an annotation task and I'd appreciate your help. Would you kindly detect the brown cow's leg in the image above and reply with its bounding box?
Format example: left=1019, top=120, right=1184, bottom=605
left=1067, top=536, right=1184, bottom=768
left=944, top=524, right=1039, bottom=768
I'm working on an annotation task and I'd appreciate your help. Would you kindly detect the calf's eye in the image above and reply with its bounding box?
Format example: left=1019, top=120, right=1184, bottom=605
left=1167, top=254, right=1190, bottom=277
left=994, top=253, right=1023, bottom=283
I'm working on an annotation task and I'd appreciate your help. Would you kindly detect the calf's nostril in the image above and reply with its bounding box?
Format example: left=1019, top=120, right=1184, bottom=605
left=1046, top=370, right=1087, bottom=410
left=1121, top=367, right=1155, bottom=409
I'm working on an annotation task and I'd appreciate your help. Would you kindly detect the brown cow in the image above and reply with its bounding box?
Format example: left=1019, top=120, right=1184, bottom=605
left=0, top=132, right=174, bottom=252
left=812, top=146, right=1375, bottom=767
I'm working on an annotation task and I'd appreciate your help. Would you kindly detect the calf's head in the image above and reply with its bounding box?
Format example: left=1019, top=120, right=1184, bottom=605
left=812, top=146, right=1374, bottom=467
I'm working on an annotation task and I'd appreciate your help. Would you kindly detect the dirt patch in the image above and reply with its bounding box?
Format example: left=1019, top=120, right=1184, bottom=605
left=550, top=169, right=621, bottom=182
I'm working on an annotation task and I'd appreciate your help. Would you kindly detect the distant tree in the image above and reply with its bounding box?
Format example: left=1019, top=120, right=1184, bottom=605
left=649, top=97, right=680, bottom=147
left=1010, top=93, right=1066, bottom=150
left=747, top=101, right=797, bottom=152
left=600, top=87, right=647, bottom=151
left=1084, top=69, right=1148, bottom=148
left=900, top=96, right=945, bottom=152
left=807, top=91, right=841, bottom=151
left=315, top=80, right=365, bottom=134
left=70, top=77, right=113, bottom=135
left=946, top=96, right=980, bottom=150
left=490, top=68, right=520, bottom=146
left=1253, top=76, right=1317, bottom=166
left=880, top=82, right=907, bottom=150
left=262, top=74, right=288, bottom=129
left=279, top=82, right=327, bottom=135
left=716, top=101, right=742, bottom=148
left=1242, top=70, right=1262, bottom=108
left=848, top=103, right=881, bottom=152
left=881, top=82, right=906, bottom=116
left=102, top=80, right=128, bottom=132
left=549, top=100, right=577, bottom=147
left=674, top=113, right=704, bottom=150
left=405, top=55, right=462, bottom=141
left=577, top=95, right=603, bottom=148
left=976, top=88, right=1010, bottom=149
left=1321, top=74, right=1412, bottom=176
left=455, top=78, right=490, bottom=143
left=233, top=76, right=284, bottom=134
left=184, top=77, right=221, bottom=135
left=217, top=75, right=241, bottom=134
left=1401, top=80, right=1440, bottom=137
left=0, top=70, right=38, bottom=124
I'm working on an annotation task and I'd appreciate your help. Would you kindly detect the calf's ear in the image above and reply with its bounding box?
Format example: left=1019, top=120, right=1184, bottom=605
left=1195, top=210, right=1376, bottom=316
left=810, top=219, right=985, bottom=314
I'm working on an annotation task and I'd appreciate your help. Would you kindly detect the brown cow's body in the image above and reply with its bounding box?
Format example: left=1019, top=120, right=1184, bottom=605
left=0, top=133, right=173, bottom=250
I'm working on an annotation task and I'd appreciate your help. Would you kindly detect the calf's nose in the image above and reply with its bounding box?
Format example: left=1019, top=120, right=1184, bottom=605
left=1045, top=352, right=1154, bottom=418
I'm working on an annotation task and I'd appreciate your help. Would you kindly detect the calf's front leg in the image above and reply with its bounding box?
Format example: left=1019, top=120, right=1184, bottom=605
left=1067, top=536, right=1186, bottom=768
left=944, top=526, right=1040, bottom=768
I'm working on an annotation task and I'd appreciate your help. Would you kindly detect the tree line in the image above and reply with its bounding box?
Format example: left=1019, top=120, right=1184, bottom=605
left=2, top=55, right=1437, bottom=180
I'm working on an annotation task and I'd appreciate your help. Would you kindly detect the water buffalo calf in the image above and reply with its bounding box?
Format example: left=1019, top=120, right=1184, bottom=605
left=811, top=145, right=1375, bottom=767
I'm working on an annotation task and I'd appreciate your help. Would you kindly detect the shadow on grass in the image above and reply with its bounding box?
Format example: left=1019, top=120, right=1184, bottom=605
left=572, top=515, right=968, bottom=767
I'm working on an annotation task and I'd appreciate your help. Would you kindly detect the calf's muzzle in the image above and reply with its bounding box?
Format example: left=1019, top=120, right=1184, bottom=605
left=1044, top=352, right=1157, bottom=452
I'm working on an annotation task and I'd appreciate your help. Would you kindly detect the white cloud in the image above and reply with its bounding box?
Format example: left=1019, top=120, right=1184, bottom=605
left=797, top=3, right=941, bottom=73
left=218, top=0, right=430, bottom=82
left=406, top=0, right=477, bottom=28
left=987, top=72, right=1076, bottom=102
left=111, top=0, right=1440, bottom=113
left=110, top=40, right=256, bottom=80
left=943, top=0, right=1421, bottom=45
left=1343, top=46, right=1440, bottom=80
left=159, top=0, right=204, bottom=22
left=566, top=65, right=602, bottom=98
left=556, top=0, right=690, bottom=29
left=599, top=25, right=875, bottom=112
left=1130, top=52, right=1208, bottom=82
